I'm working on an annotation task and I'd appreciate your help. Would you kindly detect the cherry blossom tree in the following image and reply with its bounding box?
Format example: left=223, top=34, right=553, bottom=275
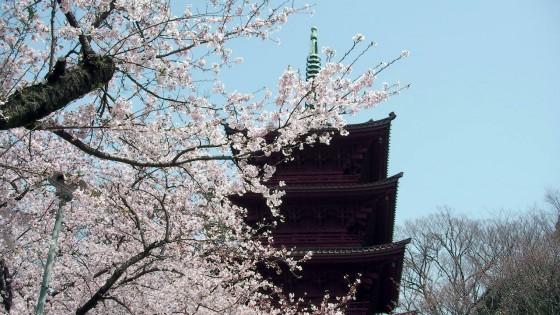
left=0, top=0, right=407, bottom=313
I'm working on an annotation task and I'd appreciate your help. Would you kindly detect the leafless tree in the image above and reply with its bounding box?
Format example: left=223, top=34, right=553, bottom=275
left=395, top=189, right=560, bottom=315
left=395, top=208, right=507, bottom=315
left=476, top=189, right=560, bottom=314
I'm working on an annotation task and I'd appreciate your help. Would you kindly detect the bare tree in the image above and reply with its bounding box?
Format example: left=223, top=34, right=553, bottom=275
left=395, top=190, right=560, bottom=315
left=477, top=191, right=560, bottom=314
left=396, top=208, right=507, bottom=315
left=545, top=188, right=560, bottom=232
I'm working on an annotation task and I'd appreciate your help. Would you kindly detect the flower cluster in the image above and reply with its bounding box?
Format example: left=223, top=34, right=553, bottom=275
left=0, top=0, right=407, bottom=313
left=352, top=33, right=365, bottom=42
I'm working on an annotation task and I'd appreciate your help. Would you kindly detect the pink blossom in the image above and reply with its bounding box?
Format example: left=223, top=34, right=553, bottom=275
left=0, top=0, right=408, bottom=313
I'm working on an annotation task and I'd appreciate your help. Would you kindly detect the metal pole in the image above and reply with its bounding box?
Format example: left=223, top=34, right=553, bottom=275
left=36, top=197, right=65, bottom=315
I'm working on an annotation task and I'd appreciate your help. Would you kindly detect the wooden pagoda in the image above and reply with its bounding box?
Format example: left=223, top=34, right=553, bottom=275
left=231, top=27, right=409, bottom=314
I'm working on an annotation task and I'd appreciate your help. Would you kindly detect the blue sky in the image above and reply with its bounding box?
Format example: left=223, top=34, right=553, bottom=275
left=220, top=0, right=560, bottom=223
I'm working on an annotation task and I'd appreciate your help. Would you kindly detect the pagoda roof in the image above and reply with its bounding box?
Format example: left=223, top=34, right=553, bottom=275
left=298, top=112, right=395, bottom=141
left=281, top=172, right=403, bottom=193
left=225, top=112, right=395, bottom=138
left=291, top=238, right=410, bottom=263
left=235, top=173, right=402, bottom=200
left=343, top=112, right=396, bottom=131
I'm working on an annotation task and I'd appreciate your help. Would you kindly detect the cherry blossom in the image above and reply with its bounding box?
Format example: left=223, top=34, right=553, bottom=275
left=0, top=0, right=408, bottom=313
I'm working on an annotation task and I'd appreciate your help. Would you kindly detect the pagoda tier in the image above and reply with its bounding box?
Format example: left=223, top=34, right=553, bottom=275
left=257, top=240, right=410, bottom=314
left=294, top=240, right=408, bottom=314
left=231, top=113, right=407, bottom=314
left=232, top=173, right=402, bottom=248
left=254, top=112, right=396, bottom=186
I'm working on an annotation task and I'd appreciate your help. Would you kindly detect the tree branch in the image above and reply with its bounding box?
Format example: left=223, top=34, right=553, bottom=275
left=0, top=56, right=115, bottom=130
left=51, top=129, right=233, bottom=167
left=75, top=240, right=166, bottom=315
left=0, top=259, right=12, bottom=313
left=93, top=0, right=116, bottom=29
left=56, top=0, right=95, bottom=57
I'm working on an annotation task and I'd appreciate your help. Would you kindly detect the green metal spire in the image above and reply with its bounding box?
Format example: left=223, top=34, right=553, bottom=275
left=306, top=26, right=321, bottom=81
left=309, top=26, right=318, bottom=55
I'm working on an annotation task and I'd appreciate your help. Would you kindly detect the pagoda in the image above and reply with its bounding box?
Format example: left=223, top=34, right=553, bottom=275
left=232, top=27, right=409, bottom=314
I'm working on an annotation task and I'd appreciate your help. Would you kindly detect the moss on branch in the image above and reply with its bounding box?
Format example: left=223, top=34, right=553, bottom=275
left=0, top=55, right=115, bottom=130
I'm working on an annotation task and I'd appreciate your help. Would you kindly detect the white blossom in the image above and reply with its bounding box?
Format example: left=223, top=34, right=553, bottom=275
left=352, top=33, right=365, bottom=42
left=0, top=0, right=407, bottom=313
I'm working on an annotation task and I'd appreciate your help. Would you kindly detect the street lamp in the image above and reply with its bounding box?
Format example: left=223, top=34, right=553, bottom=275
left=36, top=173, right=85, bottom=315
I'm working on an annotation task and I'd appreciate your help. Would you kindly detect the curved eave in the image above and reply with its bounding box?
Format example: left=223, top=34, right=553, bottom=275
left=386, top=112, right=394, bottom=182
left=320, top=112, right=395, bottom=141
left=344, top=112, right=396, bottom=131
left=300, top=112, right=396, bottom=135
left=225, top=112, right=395, bottom=138
left=282, top=172, right=403, bottom=194
left=291, top=238, right=411, bottom=263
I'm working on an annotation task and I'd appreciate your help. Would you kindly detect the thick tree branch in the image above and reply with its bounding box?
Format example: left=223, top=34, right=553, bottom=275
left=0, top=56, right=115, bottom=130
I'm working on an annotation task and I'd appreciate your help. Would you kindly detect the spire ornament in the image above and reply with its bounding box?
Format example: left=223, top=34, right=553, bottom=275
left=305, top=26, right=321, bottom=81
